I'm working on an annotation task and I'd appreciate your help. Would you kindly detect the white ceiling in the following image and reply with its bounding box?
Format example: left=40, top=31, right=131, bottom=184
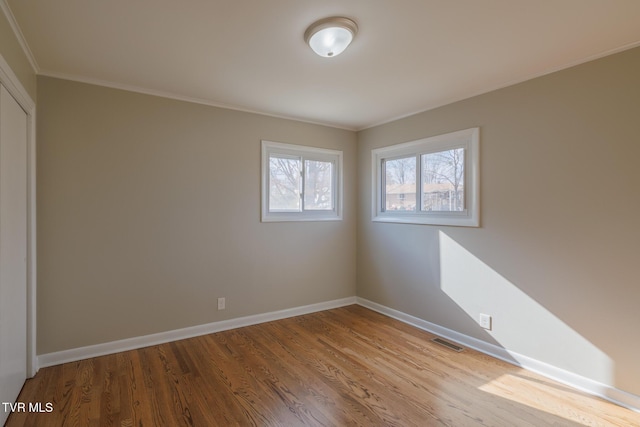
left=5, top=0, right=640, bottom=130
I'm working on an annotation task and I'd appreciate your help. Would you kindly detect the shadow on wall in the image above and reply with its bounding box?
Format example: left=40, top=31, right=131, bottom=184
left=360, top=223, right=634, bottom=408
left=437, top=231, right=626, bottom=402
left=363, top=225, right=509, bottom=350
left=359, top=226, right=623, bottom=423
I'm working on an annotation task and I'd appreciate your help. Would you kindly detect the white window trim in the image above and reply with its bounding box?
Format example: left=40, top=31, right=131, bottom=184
left=371, top=127, right=480, bottom=227
left=261, top=140, right=343, bottom=222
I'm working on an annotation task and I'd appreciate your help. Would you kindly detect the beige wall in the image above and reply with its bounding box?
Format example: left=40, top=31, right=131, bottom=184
left=0, top=9, right=36, bottom=100
left=357, top=47, right=640, bottom=396
left=36, top=76, right=357, bottom=354
left=36, top=44, right=640, bottom=398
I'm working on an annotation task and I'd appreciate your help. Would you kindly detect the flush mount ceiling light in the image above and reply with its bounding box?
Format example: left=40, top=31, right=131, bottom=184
left=304, top=17, right=358, bottom=58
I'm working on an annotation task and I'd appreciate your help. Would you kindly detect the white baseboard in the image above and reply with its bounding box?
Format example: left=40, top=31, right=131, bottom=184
left=36, top=295, right=639, bottom=413
left=37, top=296, right=357, bottom=369
left=356, top=297, right=640, bottom=413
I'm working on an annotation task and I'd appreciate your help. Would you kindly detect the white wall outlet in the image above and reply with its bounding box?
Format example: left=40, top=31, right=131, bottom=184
left=217, top=297, right=226, bottom=310
left=479, top=313, right=492, bottom=330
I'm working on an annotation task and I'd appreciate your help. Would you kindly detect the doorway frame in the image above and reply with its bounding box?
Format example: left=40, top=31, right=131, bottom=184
left=0, top=52, right=37, bottom=377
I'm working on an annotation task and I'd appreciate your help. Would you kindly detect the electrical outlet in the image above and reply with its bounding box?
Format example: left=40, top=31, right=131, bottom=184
left=479, top=313, right=492, bottom=330
left=217, top=297, right=226, bottom=310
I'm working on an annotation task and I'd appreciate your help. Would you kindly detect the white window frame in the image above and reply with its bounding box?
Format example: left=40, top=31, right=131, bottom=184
left=261, top=140, right=343, bottom=222
left=372, top=127, right=479, bottom=227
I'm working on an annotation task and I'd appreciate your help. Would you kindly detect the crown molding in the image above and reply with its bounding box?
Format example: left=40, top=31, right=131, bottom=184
left=358, top=40, right=640, bottom=131
left=38, top=70, right=357, bottom=131
left=0, top=0, right=39, bottom=73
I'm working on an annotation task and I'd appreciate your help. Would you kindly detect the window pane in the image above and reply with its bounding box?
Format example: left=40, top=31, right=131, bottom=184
left=384, top=156, right=416, bottom=211
left=304, top=160, right=333, bottom=210
left=269, top=156, right=301, bottom=211
left=421, top=148, right=464, bottom=212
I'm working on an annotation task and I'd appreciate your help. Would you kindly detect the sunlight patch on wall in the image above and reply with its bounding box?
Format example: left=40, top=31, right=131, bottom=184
left=438, top=231, right=612, bottom=385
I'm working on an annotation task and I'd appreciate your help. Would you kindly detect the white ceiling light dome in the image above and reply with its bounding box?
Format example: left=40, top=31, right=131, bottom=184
left=304, top=17, right=358, bottom=58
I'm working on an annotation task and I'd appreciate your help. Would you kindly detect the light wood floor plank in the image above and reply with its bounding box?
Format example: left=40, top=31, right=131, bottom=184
left=6, top=305, right=640, bottom=426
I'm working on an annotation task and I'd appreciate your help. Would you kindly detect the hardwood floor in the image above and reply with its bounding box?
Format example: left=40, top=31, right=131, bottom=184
left=7, top=305, right=640, bottom=426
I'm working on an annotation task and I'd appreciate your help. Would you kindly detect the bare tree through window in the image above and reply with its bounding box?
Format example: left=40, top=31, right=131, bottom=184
left=268, top=157, right=334, bottom=211
left=384, top=157, right=416, bottom=211
left=371, top=128, right=478, bottom=226
left=304, top=160, right=333, bottom=210
left=269, top=156, right=301, bottom=211
left=262, top=140, right=342, bottom=222
left=422, top=148, right=464, bottom=211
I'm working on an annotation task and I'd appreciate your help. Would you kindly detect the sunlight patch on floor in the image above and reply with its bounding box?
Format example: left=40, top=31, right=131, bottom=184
left=479, top=371, right=595, bottom=425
